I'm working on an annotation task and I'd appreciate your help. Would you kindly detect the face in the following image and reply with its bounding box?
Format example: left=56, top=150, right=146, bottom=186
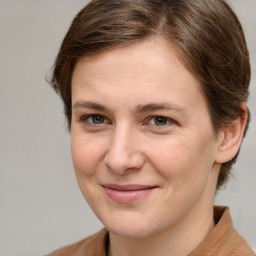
left=71, top=39, right=221, bottom=239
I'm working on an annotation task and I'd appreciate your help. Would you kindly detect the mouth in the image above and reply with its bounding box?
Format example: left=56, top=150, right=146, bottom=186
left=102, top=184, right=158, bottom=203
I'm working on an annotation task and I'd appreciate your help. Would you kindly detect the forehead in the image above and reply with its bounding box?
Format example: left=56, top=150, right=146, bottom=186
left=71, top=38, right=207, bottom=112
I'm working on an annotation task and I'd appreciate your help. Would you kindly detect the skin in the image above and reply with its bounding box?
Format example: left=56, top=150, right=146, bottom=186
left=70, top=38, right=246, bottom=256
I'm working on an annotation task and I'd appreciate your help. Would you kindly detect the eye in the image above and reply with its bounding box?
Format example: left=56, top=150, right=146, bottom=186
left=152, top=116, right=168, bottom=126
left=90, top=115, right=105, bottom=124
left=148, top=116, right=172, bottom=126
left=81, top=114, right=108, bottom=125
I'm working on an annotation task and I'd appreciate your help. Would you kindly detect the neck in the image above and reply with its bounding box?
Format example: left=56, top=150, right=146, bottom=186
left=108, top=205, right=215, bottom=256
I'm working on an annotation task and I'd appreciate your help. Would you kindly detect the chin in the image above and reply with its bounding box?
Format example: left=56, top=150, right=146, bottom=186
left=101, top=212, right=160, bottom=239
left=107, top=224, right=153, bottom=239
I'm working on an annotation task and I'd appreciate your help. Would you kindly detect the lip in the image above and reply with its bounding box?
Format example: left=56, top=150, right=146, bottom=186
left=102, top=184, right=158, bottom=203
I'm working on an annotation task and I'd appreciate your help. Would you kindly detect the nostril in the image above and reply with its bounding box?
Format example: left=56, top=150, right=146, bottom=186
left=104, top=149, right=145, bottom=175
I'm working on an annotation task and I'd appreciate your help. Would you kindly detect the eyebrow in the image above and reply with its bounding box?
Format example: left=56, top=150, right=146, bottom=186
left=136, top=103, right=187, bottom=113
left=73, top=101, right=109, bottom=111
left=73, top=101, right=187, bottom=113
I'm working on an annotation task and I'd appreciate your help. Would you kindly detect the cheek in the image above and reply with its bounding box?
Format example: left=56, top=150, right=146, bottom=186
left=71, top=136, right=107, bottom=206
left=71, top=135, right=106, bottom=178
left=148, top=134, right=215, bottom=187
left=148, top=138, right=216, bottom=216
left=148, top=139, right=191, bottom=175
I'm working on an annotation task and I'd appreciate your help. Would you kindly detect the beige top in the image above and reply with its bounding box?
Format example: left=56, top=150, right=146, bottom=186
left=46, top=206, right=255, bottom=256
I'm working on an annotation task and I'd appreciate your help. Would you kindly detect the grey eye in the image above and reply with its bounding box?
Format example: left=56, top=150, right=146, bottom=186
left=90, top=115, right=105, bottom=124
left=153, top=116, right=168, bottom=126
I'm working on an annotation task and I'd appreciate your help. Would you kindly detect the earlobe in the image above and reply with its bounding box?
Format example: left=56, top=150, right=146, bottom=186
left=215, top=104, right=248, bottom=164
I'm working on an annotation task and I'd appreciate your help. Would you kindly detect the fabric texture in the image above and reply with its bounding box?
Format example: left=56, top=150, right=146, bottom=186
left=46, top=206, right=255, bottom=256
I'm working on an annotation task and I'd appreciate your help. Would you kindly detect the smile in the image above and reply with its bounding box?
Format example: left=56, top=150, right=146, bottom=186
left=102, top=184, right=158, bottom=203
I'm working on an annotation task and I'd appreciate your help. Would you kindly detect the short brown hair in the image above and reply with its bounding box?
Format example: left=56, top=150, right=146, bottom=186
left=50, top=0, right=251, bottom=189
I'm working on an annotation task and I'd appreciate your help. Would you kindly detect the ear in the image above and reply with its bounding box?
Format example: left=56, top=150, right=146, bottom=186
left=215, top=104, right=248, bottom=164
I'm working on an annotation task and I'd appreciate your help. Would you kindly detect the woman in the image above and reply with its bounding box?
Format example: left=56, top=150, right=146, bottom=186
left=47, top=0, right=255, bottom=255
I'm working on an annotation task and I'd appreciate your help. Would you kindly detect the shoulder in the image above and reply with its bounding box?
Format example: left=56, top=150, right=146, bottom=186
left=214, top=206, right=255, bottom=255
left=45, top=229, right=109, bottom=256
left=189, top=206, right=255, bottom=256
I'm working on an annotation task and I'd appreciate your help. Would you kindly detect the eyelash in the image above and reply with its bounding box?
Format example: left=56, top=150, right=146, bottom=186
left=79, top=114, right=110, bottom=126
left=146, top=116, right=174, bottom=127
left=79, top=114, right=175, bottom=129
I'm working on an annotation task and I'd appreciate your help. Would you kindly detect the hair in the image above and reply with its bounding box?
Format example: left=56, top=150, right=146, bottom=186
left=49, top=0, right=251, bottom=189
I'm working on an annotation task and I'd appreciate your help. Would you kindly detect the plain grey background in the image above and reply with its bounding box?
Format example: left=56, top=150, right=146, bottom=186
left=0, top=1, right=255, bottom=255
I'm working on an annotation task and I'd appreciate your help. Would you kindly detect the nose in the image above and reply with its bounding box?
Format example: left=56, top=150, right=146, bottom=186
left=104, top=126, right=145, bottom=175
